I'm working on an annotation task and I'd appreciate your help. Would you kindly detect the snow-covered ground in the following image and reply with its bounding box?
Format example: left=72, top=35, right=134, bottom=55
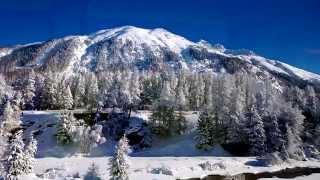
left=30, top=156, right=320, bottom=180
left=21, top=111, right=320, bottom=180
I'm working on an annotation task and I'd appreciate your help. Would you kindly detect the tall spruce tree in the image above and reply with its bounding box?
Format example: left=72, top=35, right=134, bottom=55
left=109, top=135, right=130, bottom=180
left=195, top=109, right=215, bottom=150
left=6, top=130, right=26, bottom=179
left=24, top=136, right=37, bottom=174
left=245, top=105, right=266, bottom=156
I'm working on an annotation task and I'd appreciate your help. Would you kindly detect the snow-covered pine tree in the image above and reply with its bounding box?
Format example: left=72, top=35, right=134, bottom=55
left=187, top=74, right=203, bottom=110
left=6, top=130, right=27, bottom=179
left=266, top=114, right=284, bottom=153
left=150, top=105, right=175, bottom=137
left=128, top=70, right=141, bottom=109
left=61, top=85, right=74, bottom=110
left=84, top=163, right=102, bottom=180
left=285, top=125, right=306, bottom=161
left=11, top=91, right=22, bottom=112
left=0, top=133, right=8, bottom=178
left=202, top=74, right=213, bottom=108
left=22, top=71, right=36, bottom=110
left=245, top=105, right=266, bottom=156
left=140, top=74, right=161, bottom=106
left=195, top=109, right=215, bottom=150
left=109, top=135, right=130, bottom=180
left=0, top=101, right=21, bottom=135
left=211, top=75, right=230, bottom=144
left=72, top=74, right=86, bottom=108
left=85, top=73, right=99, bottom=110
left=279, top=103, right=305, bottom=160
left=24, top=135, right=37, bottom=174
left=40, top=73, right=58, bottom=110
left=226, top=83, right=245, bottom=144
left=33, top=74, right=45, bottom=110
left=303, top=85, right=320, bottom=145
left=56, top=112, right=78, bottom=145
left=150, top=80, right=177, bottom=137
left=75, top=125, right=106, bottom=154
left=175, top=74, right=186, bottom=110
left=173, top=110, right=188, bottom=135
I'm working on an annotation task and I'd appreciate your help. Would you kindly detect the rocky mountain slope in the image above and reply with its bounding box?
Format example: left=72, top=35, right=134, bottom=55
left=0, top=25, right=319, bottom=88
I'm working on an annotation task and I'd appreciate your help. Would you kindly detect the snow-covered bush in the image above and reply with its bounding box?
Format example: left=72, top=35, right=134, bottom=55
left=84, top=163, right=102, bottom=180
left=125, top=117, right=152, bottom=150
left=56, top=112, right=106, bottom=153
left=198, top=161, right=226, bottom=171
left=75, top=125, right=106, bottom=153
left=109, top=135, right=130, bottom=180
left=40, top=168, right=66, bottom=179
left=56, top=112, right=83, bottom=145
left=149, top=165, right=174, bottom=176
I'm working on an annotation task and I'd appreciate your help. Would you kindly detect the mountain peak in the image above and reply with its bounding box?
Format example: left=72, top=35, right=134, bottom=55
left=89, top=26, right=193, bottom=53
left=1, top=25, right=320, bottom=86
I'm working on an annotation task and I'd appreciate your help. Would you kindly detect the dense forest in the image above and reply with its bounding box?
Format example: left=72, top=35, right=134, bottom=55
left=0, top=67, right=320, bottom=178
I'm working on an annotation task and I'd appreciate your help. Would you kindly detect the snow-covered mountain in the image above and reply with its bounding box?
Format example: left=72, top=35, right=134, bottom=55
left=1, top=25, right=320, bottom=87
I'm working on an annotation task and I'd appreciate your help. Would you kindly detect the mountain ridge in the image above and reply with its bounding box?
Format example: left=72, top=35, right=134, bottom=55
left=0, top=26, right=319, bottom=88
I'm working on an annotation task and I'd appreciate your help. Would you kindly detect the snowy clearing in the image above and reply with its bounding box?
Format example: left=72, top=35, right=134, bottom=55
left=18, top=111, right=320, bottom=180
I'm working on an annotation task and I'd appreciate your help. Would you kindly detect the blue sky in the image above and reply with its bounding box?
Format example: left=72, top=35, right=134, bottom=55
left=0, top=0, right=319, bottom=73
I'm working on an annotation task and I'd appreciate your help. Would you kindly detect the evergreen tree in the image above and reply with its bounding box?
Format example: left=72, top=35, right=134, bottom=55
left=73, top=74, right=86, bottom=108
left=150, top=105, right=175, bottom=137
left=195, top=109, right=215, bottom=150
left=40, top=73, right=58, bottom=109
left=0, top=101, right=21, bottom=135
left=24, top=136, right=37, bottom=174
left=61, top=85, right=74, bottom=110
left=56, top=112, right=78, bottom=145
left=128, top=70, right=141, bottom=108
left=0, top=133, right=8, bottom=177
left=109, top=135, right=130, bottom=180
left=140, top=75, right=161, bottom=106
left=6, top=130, right=27, bottom=179
left=279, top=104, right=305, bottom=160
left=33, top=74, right=45, bottom=110
left=266, top=115, right=284, bottom=153
left=84, top=163, right=102, bottom=180
left=173, top=111, right=188, bottom=135
left=175, top=75, right=186, bottom=110
left=150, top=80, right=177, bottom=137
left=23, top=72, right=36, bottom=110
left=85, top=73, right=99, bottom=110
left=245, top=105, right=266, bottom=156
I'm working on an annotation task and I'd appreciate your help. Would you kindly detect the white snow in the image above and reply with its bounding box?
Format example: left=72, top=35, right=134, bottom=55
left=4, top=25, right=320, bottom=85
left=0, top=48, right=13, bottom=58
left=89, top=26, right=194, bottom=54
left=17, top=111, right=320, bottom=180
left=279, top=62, right=320, bottom=81
left=64, top=36, right=89, bottom=75
left=250, top=55, right=290, bottom=75
left=29, top=156, right=320, bottom=180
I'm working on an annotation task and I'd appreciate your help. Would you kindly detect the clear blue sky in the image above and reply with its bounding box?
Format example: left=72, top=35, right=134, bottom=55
left=0, top=0, right=319, bottom=73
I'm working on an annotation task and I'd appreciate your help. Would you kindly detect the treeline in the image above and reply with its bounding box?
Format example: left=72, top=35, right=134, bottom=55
left=1, top=68, right=320, bottom=161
